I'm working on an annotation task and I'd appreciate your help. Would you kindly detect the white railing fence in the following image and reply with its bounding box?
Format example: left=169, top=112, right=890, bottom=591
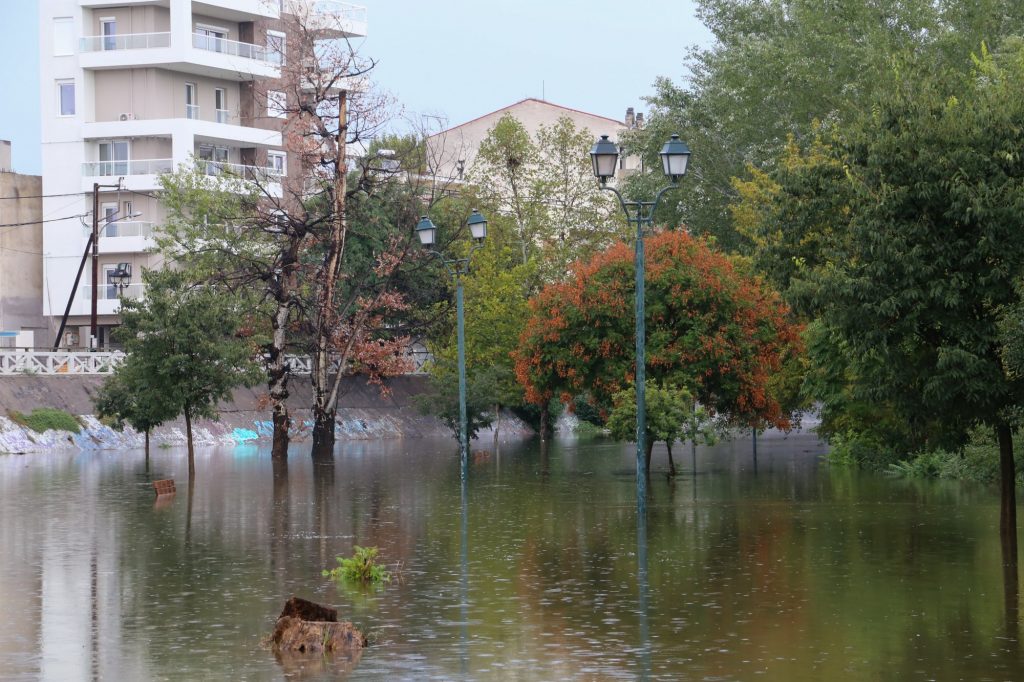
left=0, top=350, right=430, bottom=376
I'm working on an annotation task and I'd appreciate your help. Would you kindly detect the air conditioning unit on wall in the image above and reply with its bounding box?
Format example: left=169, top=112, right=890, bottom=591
left=118, top=112, right=135, bottom=121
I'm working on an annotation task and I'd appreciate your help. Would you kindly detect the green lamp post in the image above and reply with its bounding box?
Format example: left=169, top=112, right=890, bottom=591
left=590, top=133, right=691, bottom=512
left=416, top=209, right=489, bottom=479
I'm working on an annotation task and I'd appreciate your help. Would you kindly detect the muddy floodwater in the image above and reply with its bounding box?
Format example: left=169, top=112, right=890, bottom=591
left=1, top=432, right=1022, bottom=680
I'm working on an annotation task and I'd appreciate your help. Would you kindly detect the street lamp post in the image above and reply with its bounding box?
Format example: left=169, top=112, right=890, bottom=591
left=111, top=262, right=132, bottom=294
left=415, top=209, right=488, bottom=479
left=590, top=133, right=690, bottom=512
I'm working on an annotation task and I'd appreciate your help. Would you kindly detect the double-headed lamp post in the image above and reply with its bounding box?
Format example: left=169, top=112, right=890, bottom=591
left=416, top=209, right=488, bottom=478
left=590, top=133, right=691, bottom=509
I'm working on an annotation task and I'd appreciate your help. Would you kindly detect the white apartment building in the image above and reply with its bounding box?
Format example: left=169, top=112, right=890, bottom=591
left=38, top=0, right=367, bottom=348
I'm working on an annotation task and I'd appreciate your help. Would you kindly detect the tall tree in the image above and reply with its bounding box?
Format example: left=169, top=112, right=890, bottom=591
left=513, top=230, right=801, bottom=430
left=107, top=271, right=263, bottom=478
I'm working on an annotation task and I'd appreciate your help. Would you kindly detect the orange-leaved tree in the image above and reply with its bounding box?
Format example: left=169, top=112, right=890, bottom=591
left=513, top=230, right=802, bottom=430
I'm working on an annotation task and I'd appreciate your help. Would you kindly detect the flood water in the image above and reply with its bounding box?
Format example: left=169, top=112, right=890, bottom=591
left=1, top=432, right=1022, bottom=681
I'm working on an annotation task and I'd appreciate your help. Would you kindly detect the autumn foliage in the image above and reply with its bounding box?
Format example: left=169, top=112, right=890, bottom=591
left=512, top=230, right=802, bottom=428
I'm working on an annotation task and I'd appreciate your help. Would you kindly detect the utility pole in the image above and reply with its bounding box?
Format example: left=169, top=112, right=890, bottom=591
left=90, top=182, right=100, bottom=349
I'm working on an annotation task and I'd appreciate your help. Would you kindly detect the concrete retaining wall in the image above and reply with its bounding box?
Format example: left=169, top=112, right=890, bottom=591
left=0, top=375, right=533, bottom=454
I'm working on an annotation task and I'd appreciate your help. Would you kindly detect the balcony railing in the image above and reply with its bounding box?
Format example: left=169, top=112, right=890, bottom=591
left=80, top=32, right=171, bottom=52
left=216, top=108, right=231, bottom=124
left=83, top=159, right=174, bottom=177
left=312, top=1, right=368, bottom=24
left=86, top=221, right=155, bottom=239
left=186, top=104, right=200, bottom=119
left=197, top=160, right=283, bottom=181
left=192, top=33, right=277, bottom=64
left=81, top=283, right=147, bottom=301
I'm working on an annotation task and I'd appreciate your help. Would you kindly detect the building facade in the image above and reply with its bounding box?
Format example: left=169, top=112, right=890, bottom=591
left=0, top=142, right=47, bottom=348
left=425, top=98, right=643, bottom=184
left=38, top=0, right=366, bottom=348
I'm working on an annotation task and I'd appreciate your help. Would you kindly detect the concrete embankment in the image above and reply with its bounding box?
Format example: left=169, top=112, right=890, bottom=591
left=0, top=375, right=532, bottom=454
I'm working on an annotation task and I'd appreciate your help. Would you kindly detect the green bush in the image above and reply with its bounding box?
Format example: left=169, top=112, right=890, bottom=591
left=824, top=429, right=903, bottom=470
left=322, top=546, right=391, bottom=584
left=886, top=428, right=1024, bottom=484
left=8, top=408, right=81, bottom=434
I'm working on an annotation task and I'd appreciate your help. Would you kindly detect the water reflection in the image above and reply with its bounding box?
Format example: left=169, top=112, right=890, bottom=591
left=2, top=433, right=1024, bottom=680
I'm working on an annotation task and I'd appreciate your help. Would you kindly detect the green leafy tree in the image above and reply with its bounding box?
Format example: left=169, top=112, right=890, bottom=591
left=787, top=47, right=1024, bottom=534
left=94, top=364, right=176, bottom=455
left=110, top=270, right=264, bottom=478
left=606, top=381, right=715, bottom=476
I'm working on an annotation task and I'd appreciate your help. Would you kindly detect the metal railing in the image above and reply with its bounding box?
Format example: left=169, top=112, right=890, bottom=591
left=312, top=1, right=368, bottom=25
left=0, top=351, right=125, bottom=375
left=215, top=108, right=231, bottom=124
left=197, top=160, right=283, bottom=181
left=80, top=32, right=171, bottom=52
left=86, top=221, right=155, bottom=239
left=192, top=33, right=276, bottom=64
left=186, top=104, right=200, bottom=119
left=83, top=158, right=173, bottom=177
left=81, top=283, right=147, bottom=301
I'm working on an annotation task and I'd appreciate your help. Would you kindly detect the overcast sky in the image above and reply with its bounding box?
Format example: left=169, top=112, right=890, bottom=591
left=0, top=0, right=713, bottom=175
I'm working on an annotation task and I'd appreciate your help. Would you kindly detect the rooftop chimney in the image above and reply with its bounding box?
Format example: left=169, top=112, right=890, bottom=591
left=0, top=140, right=10, bottom=171
left=625, top=107, right=635, bottom=128
left=635, top=113, right=645, bottom=128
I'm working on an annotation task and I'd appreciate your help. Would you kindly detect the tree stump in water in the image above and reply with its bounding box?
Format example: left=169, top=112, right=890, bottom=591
left=270, top=597, right=366, bottom=656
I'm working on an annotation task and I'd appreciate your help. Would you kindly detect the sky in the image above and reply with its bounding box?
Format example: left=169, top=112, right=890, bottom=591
left=0, top=0, right=713, bottom=175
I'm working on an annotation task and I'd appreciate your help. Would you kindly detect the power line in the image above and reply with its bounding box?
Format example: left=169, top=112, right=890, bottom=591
left=0, top=191, right=90, bottom=201
left=0, top=213, right=88, bottom=228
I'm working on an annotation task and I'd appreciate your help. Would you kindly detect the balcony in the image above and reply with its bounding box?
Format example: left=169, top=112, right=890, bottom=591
left=197, top=160, right=282, bottom=182
left=78, top=31, right=279, bottom=80
left=84, top=222, right=156, bottom=255
left=81, top=158, right=173, bottom=192
left=304, top=1, right=368, bottom=37
left=82, top=118, right=282, bottom=149
left=79, top=0, right=279, bottom=20
left=80, top=283, right=147, bottom=316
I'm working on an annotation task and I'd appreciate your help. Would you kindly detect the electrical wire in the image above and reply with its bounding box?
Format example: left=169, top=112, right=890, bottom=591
left=0, top=213, right=89, bottom=228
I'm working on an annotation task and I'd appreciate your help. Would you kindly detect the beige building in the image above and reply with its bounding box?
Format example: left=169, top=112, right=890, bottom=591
left=0, top=141, right=47, bottom=348
left=425, top=98, right=643, bottom=184
left=39, top=0, right=366, bottom=348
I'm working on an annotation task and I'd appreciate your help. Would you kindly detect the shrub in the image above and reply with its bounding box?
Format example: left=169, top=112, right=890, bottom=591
left=8, top=408, right=81, bottom=434
left=322, top=546, right=391, bottom=584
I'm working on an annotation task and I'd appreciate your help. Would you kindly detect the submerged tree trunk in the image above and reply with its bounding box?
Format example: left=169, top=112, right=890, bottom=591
left=494, top=402, right=501, bottom=444
left=999, top=422, right=1017, bottom=539
left=311, top=409, right=336, bottom=459
left=144, top=429, right=150, bottom=458
left=666, top=442, right=676, bottom=478
left=539, top=404, right=549, bottom=442
left=268, top=298, right=293, bottom=460
left=185, top=410, right=195, bottom=481
left=645, top=439, right=654, bottom=478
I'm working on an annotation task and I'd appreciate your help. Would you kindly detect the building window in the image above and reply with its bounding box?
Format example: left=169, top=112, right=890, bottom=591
left=57, top=80, right=75, bottom=116
left=185, top=82, right=198, bottom=119
left=215, top=88, right=228, bottom=123
left=53, top=17, right=74, bottom=56
left=267, top=30, right=286, bottom=65
left=99, top=140, right=129, bottom=176
left=267, top=90, right=287, bottom=118
left=100, top=18, right=117, bottom=51
left=268, top=150, right=286, bottom=176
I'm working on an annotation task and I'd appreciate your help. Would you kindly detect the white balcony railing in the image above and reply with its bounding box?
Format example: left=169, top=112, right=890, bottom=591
left=83, top=159, right=173, bottom=177
left=80, top=32, right=171, bottom=52
left=216, top=108, right=231, bottom=124
left=86, top=221, right=155, bottom=239
left=198, top=160, right=283, bottom=181
left=192, top=33, right=277, bottom=64
left=312, top=1, right=368, bottom=24
left=81, top=283, right=147, bottom=302
left=0, top=351, right=125, bottom=376
left=186, top=104, right=200, bottom=119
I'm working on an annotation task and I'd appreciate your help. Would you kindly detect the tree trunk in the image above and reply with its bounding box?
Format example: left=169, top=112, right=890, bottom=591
left=539, top=403, right=549, bottom=441
left=268, top=298, right=293, bottom=460
left=998, top=422, right=1017, bottom=539
left=666, top=442, right=676, bottom=478
left=185, top=410, right=195, bottom=481
left=494, top=403, right=501, bottom=444
left=311, top=409, right=336, bottom=458
left=310, top=91, right=348, bottom=453
left=144, top=429, right=150, bottom=459
left=645, top=439, right=654, bottom=478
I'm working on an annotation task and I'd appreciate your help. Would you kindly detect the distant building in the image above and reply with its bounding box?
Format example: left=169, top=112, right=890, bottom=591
left=0, top=141, right=46, bottom=348
left=425, top=98, right=644, bottom=184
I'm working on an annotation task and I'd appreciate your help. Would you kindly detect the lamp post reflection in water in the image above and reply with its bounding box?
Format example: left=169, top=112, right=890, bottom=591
left=637, top=509, right=652, bottom=679
left=460, top=473, right=469, bottom=675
